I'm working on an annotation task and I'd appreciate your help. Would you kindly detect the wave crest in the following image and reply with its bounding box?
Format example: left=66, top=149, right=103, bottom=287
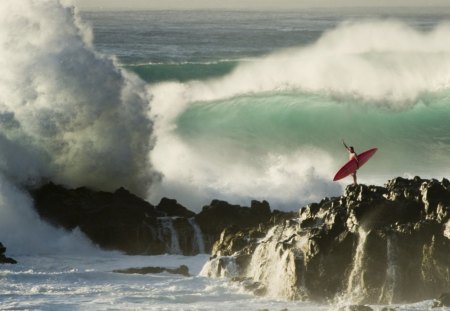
left=0, top=0, right=159, bottom=195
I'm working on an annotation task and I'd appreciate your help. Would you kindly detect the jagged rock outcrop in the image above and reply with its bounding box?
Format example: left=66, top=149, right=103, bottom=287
left=156, top=198, right=195, bottom=218
left=432, top=292, right=450, bottom=307
left=30, top=183, right=287, bottom=256
left=195, top=199, right=293, bottom=253
left=0, top=242, right=17, bottom=264
left=32, top=183, right=165, bottom=254
left=113, top=265, right=190, bottom=276
left=201, top=177, right=450, bottom=304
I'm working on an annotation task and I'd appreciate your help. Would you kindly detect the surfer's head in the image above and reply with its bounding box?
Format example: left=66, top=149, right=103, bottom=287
left=349, top=146, right=355, bottom=152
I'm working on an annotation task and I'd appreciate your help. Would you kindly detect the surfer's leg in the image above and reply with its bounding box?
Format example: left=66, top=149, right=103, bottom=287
left=352, top=172, right=358, bottom=185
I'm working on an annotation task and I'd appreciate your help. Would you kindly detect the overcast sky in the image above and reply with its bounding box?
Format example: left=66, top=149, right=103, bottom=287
left=73, top=0, right=450, bottom=11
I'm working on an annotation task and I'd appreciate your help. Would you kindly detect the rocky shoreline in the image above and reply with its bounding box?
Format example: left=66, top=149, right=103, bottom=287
left=26, top=177, right=450, bottom=304
left=30, top=183, right=289, bottom=255
left=202, top=177, right=450, bottom=304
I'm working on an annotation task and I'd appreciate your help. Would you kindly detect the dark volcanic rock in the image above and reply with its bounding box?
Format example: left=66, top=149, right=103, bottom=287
left=196, top=199, right=271, bottom=236
left=156, top=198, right=195, bottom=217
left=32, top=183, right=166, bottom=255
left=113, top=264, right=190, bottom=276
left=30, top=183, right=289, bottom=256
left=201, top=177, right=450, bottom=304
left=31, top=177, right=450, bottom=304
left=0, top=242, right=17, bottom=264
left=196, top=199, right=293, bottom=251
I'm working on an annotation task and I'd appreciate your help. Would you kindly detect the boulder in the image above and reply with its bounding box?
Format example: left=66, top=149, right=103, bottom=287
left=0, top=242, right=17, bottom=264
left=113, top=264, right=190, bottom=276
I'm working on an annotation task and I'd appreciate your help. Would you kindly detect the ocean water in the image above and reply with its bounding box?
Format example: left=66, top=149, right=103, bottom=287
left=1, top=1, right=450, bottom=310
left=1, top=253, right=332, bottom=311
left=84, top=8, right=450, bottom=210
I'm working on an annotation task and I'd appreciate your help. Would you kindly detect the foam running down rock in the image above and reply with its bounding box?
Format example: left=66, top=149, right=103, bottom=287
left=201, top=177, right=450, bottom=304
left=20, top=177, right=450, bottom=306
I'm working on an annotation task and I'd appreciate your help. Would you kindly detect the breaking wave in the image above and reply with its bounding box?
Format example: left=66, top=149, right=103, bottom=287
left=149, top=20, right=450, bottom=210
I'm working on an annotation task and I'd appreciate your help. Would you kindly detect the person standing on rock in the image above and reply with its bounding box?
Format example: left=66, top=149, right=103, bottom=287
left=343, top=140, right=359, bottom=185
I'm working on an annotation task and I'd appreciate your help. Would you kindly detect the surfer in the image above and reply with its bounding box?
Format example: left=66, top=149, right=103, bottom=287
left=343, top=140, right=359, bottom=185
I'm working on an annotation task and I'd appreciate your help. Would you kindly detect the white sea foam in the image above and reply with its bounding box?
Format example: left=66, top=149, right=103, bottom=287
left=0, top=0, right=158, bottom=196
left=0, top=173, right=99, bottom=255
left=246, top=223, right=305, bottom=300
left=149, top=20, right=450, bottom=211
left=149, top=135, right=342, bottom=210
left=0, top=4, right=446, bottom=310
left=342, top=228, right=369, bottom=304
left=444, top=220, right=450, bottom=240
left=0, top=253, right=333, bottom=311
left=150, top=20, right=450, bottom=111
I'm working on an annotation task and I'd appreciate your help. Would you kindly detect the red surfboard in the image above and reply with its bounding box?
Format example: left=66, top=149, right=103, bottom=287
left=333, top=148, right=378, bottom=181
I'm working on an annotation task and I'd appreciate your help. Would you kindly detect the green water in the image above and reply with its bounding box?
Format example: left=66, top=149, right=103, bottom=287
left=176, top=90, right=450, bottom=178
left=125, top=61, right=238, bottom=83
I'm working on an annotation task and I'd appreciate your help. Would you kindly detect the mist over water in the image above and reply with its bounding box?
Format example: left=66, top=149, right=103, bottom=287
left=148, top=20, right=450, bottom=210
left=0, top=3, right=449, bottom=311
left=1, top=0, right=450, bottom=254
left=0, top=0, right=158, bottom=197
left=0, top=0, right=159, bottom=255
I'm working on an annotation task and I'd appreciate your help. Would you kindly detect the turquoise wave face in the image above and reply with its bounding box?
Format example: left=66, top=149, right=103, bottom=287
left=176, top=90, right=450, bottom=178
left=124, top=61, right=238, bottom=83
left=146, top=19, right=450, bottom=208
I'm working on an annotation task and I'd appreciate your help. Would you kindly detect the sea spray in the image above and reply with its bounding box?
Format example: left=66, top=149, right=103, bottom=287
left=158, top=217, right=182, bottom=254
left=246, top=221, right=307, bottom=300
left=379, top=234, right=399, bottom=304
left=188, top=218, right=206, bottom=254
left=0, top=0, right=158, bottom=196
left=342, top=228, right=369, bottom=304
left=445, top=220, right=450, bottom=239
left=199, top=256, right=239, bottom=278
left=149, top=20, right=450, bottom=211
left=0, top=174, right=98, bottom=255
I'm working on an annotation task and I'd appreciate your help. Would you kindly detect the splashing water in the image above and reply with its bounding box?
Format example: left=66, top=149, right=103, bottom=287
left=149, top=20, right=450, bottom=211
left=246, top=222, right=306, bottom=300
left=343, top=228, right=369, bottom=304
left=188, top=218, right=206, bottom=254
left=0, top=0, right=158, bottom=196
left=158, top=217, right=182, bottom=254
left=379, top=234, right=399, bottom=304
left=199, top=256, right=239, bottom=278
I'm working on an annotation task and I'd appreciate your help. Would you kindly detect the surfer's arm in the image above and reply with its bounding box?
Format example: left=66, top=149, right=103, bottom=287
left=342, top=140, right=350, bottom=151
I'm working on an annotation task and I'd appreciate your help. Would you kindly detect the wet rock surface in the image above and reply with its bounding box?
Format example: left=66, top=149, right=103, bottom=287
left=30, top=183, right=288, bottom=256
left=432, top=292, right=450, bottom=308
left=113, top=264, right=190, bottom=276
left=29, top=177, right=450, bottom=303
left=0, top=242, right=17, bottom=264
left=32, top=183, right=165, bottom=255
left=202, top=177, right=450, bottom=304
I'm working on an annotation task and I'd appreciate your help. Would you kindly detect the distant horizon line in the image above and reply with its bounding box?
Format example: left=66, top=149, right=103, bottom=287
left=76, top=6, right=450, bottom=12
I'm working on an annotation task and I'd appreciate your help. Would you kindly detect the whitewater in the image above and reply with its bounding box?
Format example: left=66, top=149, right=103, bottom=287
left=1, top=0, right=450, bottom=310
